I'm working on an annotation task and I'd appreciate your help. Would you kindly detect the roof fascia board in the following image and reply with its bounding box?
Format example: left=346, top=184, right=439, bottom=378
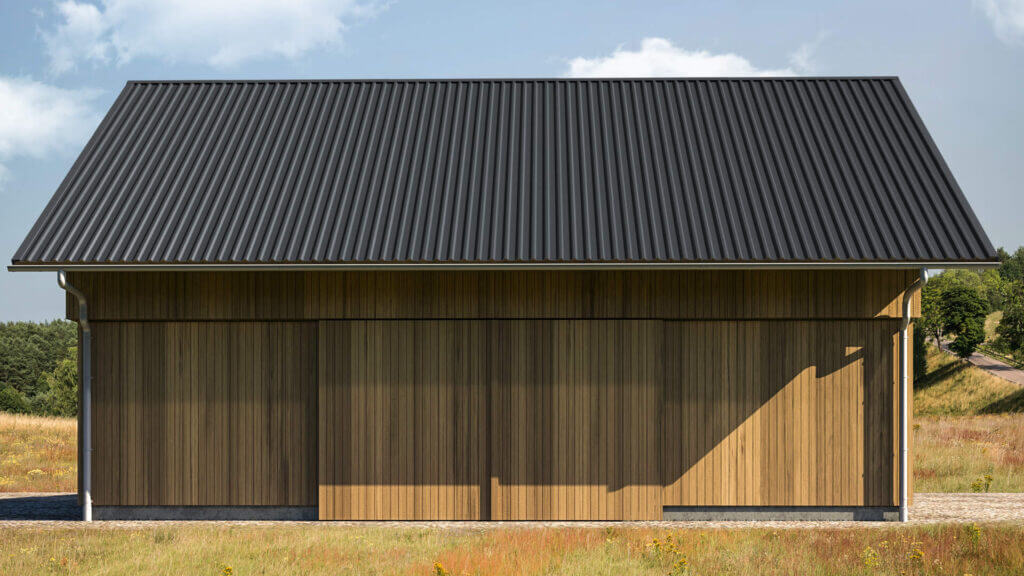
left=8, top=261, right=1001, bottom=272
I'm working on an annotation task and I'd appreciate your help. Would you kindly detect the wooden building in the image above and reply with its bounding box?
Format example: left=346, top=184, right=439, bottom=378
left=11, top=79, right=997, bottom=521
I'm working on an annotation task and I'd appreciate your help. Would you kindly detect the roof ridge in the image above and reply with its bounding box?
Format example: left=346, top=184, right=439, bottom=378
left=126, top=76, right=902, bottom=85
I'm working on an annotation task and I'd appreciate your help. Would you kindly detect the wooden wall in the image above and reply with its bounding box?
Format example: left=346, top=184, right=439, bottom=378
left=663, top=320, right=899, bottom=507
left=91, top=321, right=317, bottom=506
left=77, top=270, right=917, bottom=518
left=318, top=321, right=490, bottom=520
left=66, top=270, right=919, bottom=321
left=490, top=320, right=663, bottom=520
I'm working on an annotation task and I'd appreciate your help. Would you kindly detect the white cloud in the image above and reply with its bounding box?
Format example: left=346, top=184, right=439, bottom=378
left=0, top=77, right=101, bottom=185
left=975, top=0, right=1024, bottom=44
left=565, top=38, right=803, bottom=78
left=46, top=1, right=111, bottom=74
left=788, top=31, right=829, bottom=73
left=43, top=0, right=384, bottom=74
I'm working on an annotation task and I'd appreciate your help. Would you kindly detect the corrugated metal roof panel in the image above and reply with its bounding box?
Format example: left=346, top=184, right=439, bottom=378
left=12, top=77, right=997, bottom=265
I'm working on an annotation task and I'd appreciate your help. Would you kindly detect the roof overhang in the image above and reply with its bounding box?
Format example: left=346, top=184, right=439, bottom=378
left=7, top=261, right=1002, bottom=272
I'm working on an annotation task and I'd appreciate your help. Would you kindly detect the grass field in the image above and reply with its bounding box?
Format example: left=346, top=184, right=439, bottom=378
left=1, top=523, right=1023, bottom=575
left=914, top=414, right=1024, bottom=492
left=912, top=344, right=1024, bottom=492
left=0, top=413, right=76, bottom=493
left=914, top=344, right=1024, bottom=416
left=985, top=311, right=1004, bottom=343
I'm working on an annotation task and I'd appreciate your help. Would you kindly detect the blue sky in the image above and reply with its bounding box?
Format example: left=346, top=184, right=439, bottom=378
left=1, top=0, right=1023, bottom=321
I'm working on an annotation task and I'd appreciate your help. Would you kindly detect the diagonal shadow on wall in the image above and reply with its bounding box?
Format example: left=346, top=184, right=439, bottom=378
left=316, top=319, right=900, bottom=520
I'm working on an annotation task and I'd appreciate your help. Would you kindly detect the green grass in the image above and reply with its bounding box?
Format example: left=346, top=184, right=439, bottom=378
left=985, top=311, right=1004, bottom=343
left=914, top=343, right=1024, bottom=416
left=1, top=524, right=1023, bottom=575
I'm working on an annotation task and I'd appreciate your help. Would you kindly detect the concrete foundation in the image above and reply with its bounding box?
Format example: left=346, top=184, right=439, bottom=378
left=663, top=506, right=900, bottom=521
left=93, top=506, right=316, bottom=521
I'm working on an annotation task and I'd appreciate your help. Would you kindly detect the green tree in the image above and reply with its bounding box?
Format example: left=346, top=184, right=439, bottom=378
left=940, top=285, right=989, bottom=358
left=998, top=247, right=1024, bottom=283
left=920, top=279, right=945, bottom=344
left=980, top=269, right=1008, bottom=311
left=41, top=348, right=78, bottom=417
left=0, top=384, right=29, bottom=413
left=919, top=268, right=1004, bottom=345
left=0, top=320, right=78, bottom=415
left=997, top=281, right=1024, bottom=354
left=0, top=320, right=77, bottom=398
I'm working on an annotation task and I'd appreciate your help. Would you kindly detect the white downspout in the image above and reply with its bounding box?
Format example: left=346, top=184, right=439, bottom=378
left=900, top=268, right=927, bottom=522
left=58, top=271, right=92, bottom=522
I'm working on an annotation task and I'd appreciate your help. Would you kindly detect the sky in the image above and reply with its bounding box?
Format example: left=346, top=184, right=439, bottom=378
left=1, top=0, right=1023, bottom=321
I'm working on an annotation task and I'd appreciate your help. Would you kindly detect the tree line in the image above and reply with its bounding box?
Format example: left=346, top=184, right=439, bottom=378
left=916, top=246, right=1024, bottom=374
left=0, top=320, right=78, bottom=416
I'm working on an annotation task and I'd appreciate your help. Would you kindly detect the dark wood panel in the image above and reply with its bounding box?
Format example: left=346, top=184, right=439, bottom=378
left=318, top=321, right=490, bottom=520
left=67, top=270, right=919, bottom=321
left=490, top=320, right=663, bottom=520
left=91, top=321, right=317, bottom=506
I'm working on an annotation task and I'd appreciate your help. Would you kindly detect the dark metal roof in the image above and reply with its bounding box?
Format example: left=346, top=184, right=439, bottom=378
left=12, top=77, right=997, bottom=266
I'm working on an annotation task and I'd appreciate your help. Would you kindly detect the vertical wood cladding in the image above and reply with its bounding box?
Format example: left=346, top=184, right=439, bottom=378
left=318, top=321, right=490, bottom=520
left=91, top=322, right=317, bottom=506
left=67, top=270, right=920, bottom=321
left=489, top=320, right=663, bottom=520
left=662, top=320, right=900, bottom=507
left=82, top=270, right=915, bottom=518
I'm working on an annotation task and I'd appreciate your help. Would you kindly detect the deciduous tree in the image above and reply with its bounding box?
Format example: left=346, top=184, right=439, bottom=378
left=940, top=285, right=989, bottom=358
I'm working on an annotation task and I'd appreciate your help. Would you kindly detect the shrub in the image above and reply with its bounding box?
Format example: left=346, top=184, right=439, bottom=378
left=970, top=474, right=993, bottom=493
left=0, top=384, right=29, bottom=414
left=861, top=545, right=880, bottom=567
left=965, top=522, right=982, bottom=546
left=643, top=535, right=689, bottom=574
left=41, top=352, right=78, bottom=417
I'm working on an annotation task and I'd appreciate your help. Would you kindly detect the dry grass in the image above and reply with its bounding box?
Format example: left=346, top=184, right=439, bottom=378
left=0, top=413, right=76, bottom=493
left=914, top=344, right=1024, bottom=416
left=0, top=523, right=1022, bottom=575
left=911, top=344, right=1024, bottom=492
left=914, top=413, right=1024, bottom=493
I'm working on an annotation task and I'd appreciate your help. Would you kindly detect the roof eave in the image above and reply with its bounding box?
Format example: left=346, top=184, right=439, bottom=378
left=7, top=261, right=1002, bottom=272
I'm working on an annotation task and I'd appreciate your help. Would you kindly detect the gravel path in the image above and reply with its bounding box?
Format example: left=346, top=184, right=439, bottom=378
left=2, top=493, right=1022, bottom=529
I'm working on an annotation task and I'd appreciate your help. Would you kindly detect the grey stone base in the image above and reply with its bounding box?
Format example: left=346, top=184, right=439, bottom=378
left=94, top=506, right=316, bottom=521
left=663, top=506, right=899, bottom=521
